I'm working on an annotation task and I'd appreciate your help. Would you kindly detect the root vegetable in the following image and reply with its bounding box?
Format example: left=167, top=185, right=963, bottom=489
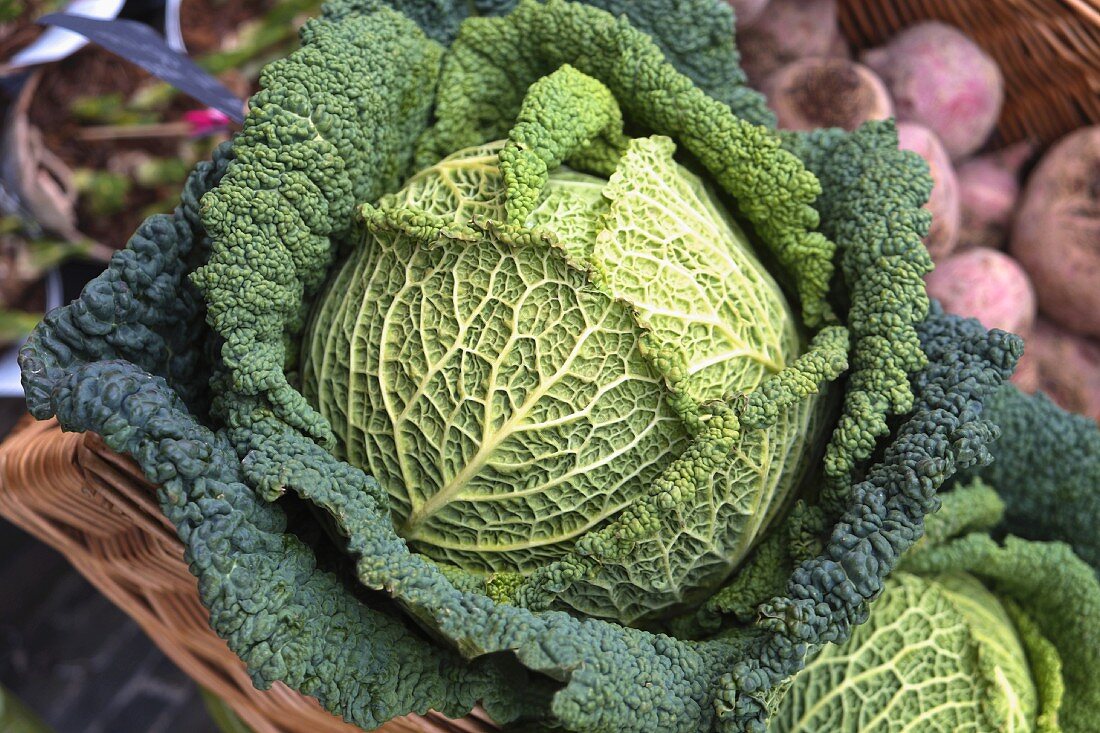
left=924, top=248, right=1036, bottom=337
left=738, top=0, right=846, bottom=84
left=898, top=122, right=961, bottom=261
left=957, top=142, right=1033, bottom=250
left=1010, top=126, right=1100, bottom=337
left=862, top=22, right=1003, bottom=159
left=1027, top=319, right=1100, bottom=422
left=727, top=0, right=770, bottom=27
left=761, top=59, right=893, bottom=132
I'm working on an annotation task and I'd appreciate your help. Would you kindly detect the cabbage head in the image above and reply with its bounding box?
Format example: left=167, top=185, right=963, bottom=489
left=771, top=481, right=1100, bottom=733
left=775, top=570, right=1040, bottom=733
left=300, top=134, right=832, bottom=621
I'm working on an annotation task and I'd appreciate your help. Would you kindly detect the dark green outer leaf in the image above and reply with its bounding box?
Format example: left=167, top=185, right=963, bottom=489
left=961, top=385, right=1100, bottom=572
left=20, top=144, right=539, bottom=730
left=325, top=0, right=774, bottom=124
left=781, top=126, right=934, bottom=510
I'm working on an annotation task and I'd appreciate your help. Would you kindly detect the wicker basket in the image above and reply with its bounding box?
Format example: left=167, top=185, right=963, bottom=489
left=0, top=418, right=496, bottom=733
left=1, top=2, right=1098, bottom=731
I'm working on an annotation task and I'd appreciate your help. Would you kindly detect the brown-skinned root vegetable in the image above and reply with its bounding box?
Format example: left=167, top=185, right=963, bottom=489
left=925, top=248, right=1036, bottom=338
left=1027, top=319, right=1100, bottom=422
left=898, top=122, right=961, bottom=261
left=738, top=0, right=847, bottom=84
left=761, top=58, right=893, bottom=132
left=1011, top=126, right=1100, bottom=338
left=957, top=142, right=1034, bottom=250
left=726, top=0, right=769, bottom=27
left=862, top=22, right=1003, bottom=160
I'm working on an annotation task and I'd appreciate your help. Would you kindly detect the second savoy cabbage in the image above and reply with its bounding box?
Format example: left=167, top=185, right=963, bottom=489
left=772, top=478, right=1100, bottom=733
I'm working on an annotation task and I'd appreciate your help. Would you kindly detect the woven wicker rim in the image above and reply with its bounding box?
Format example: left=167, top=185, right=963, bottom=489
left=0, top=418, right=498, bottom=733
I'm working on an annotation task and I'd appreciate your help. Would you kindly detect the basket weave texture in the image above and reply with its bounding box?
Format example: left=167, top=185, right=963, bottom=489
left=1, top=3, right=1098, bottom=732
left=0, top=418, right=497, bottom=733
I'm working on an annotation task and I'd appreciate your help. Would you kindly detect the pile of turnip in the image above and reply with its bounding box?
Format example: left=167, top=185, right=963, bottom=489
left=733, top=0, right=1100, bottom=422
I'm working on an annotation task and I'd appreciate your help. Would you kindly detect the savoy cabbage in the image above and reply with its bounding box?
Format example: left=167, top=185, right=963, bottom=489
left=300, top=131, right=841, bottom=622
left=17, top=1, right=1098, bottom=732
left=772, top=480, right=1100, bottom=733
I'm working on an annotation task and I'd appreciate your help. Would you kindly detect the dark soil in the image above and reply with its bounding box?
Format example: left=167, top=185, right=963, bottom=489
left=3, top=1, right=287, bottom=248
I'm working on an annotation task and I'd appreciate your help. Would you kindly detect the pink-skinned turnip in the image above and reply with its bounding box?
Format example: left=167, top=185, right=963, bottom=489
left=862, top=22, right=1003, bottom=159
left=924, top=248, right=1036, bottom=337
left=738, top=0, right=848, bottom=84
left=957, top=142, right=1034, bottom=250
left=898, top=122, right=961, bottom=261
left=1027, top=319, right=1100, bottom=422
left=727, top=0, right=769, bottom=27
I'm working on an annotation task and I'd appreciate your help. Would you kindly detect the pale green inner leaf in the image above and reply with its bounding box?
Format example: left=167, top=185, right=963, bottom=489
left=303, top=137, right=805, bottom=582
left=535, top=135, right=799, bottom=401
left=771, top=571, right=1039, bottom=733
